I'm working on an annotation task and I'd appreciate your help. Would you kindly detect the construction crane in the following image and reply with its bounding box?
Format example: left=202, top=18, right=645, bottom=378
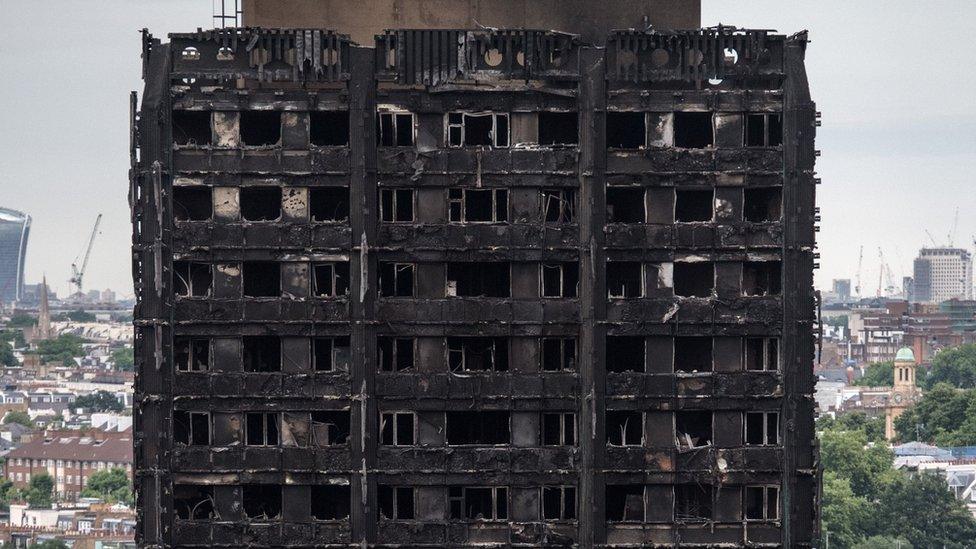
left=69, top=214, right=102, bottom=297
left=878, top=247, right=896, bottom=297
left=947, top=206, right=959, bottom=247
left=924, top=229, right=939, bottom=247
left=854, top=245, right=864, bottom=298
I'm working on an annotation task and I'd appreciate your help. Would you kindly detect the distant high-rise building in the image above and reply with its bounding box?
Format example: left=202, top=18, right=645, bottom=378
left=913, top=248, right=973, bottom=303
left=902, top=276, right=914, bottom=302
left=0, top=208, right=31, bottom=306
left=832, top=279, right=851, bottom=302
left=101, top=289, right=116, bottom=303
left=86, top=289, right=101, bottom=302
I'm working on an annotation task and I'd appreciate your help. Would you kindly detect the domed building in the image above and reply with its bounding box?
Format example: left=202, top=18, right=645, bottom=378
left=885, top=347, right=920, bottom=440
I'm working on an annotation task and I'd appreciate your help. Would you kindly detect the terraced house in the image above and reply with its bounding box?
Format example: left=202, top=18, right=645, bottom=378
left=131, top=1, right=819, bottom=546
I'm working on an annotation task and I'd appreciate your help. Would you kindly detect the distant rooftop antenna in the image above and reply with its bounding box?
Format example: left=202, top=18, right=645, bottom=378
left=213, top=0, right=242, bottom=28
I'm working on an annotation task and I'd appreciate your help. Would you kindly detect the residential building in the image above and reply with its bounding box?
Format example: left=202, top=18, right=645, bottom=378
left=4, top=433, right=133, bottom=500
left=132, top=4, right=818, bottom=546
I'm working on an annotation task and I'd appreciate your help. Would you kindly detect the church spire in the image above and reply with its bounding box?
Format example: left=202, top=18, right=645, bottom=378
left=36, top=275, right=51, bottom=340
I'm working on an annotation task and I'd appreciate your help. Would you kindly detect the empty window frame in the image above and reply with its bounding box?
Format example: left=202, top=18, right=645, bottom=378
left=542, top=413, right=576, bottom=446
left=240, top=186, right=281, bottom=221
left=379, top=262, right=415, bottom=297
left=673, top=112, right=713, bottom=149
left=607, top=262, right=643, bottom=299
left=309, top=187, right=350, bottom=222
left=675, top=485, right=712, bottom=521
left=674, top=411, right=712, bottom=449
left=377, top=111, right=414, bottom=146
left=174, top=485, right=214, bottom=520
left=450, top=487, right=508, bottom=521
left=542, top=486, right=577, bottom=521
left=239, top=111, right=281, bottom=146
left=674, top=336, right=712, bottom=373
left=380, top=412, right=416, bottom=446
left=243, top=336, right=281, bottom=372
left=542, top=189, right=576, bottom=223
left=606, top=410, right=643, bottom=446
left=674, top=189, right=713, bottom=222
left=174, top=337, right=210, bottom=372
left=673, top=262, right=714, bottom=298
left=378, top=337, right=414, bottom=372
left=173, top=411, right=210, bottom=446
left=745, top=113, right=783, bottom=147
left=313, top=336, right=351, bottom=372
left=446, top=411, right=511, bottom=445
left=173, top=187, right=212, bottom=221
left=606, top=485, right=644, bottom=522
left=311, top=485, right=351, bottom=520
left=448, top=188, right=508, bottom=223
left=538, top=112, right=579, bottom=145
left=378, top=486, right=415, bottom=520
left=542, top=262, right=579, bottom=298
left=310, top=111, right=350, bottom=146
left=379, top=188, right=414, bottom=222
left=744, top=486, right=779, bottom=521
left=242, top=261, right=281, bottom=297
left=448, top=337, right=508, bottom=372
left=743, top=187, right=783, bottom=223
left=173, top=261, right=212, bottom=297
left=606, top=112, right=645, bottom=149
left=172, top=111, right=211, bottom=146
left=245, top=412, right=280, bottom=446
left=742, top=262, right=782, bottom=296
left=313, top=263, right=350, bottom=297
left=542, top=337, right=576, bottom=372
left=606, top=187, right=645, bottom=223
left=446, top=263, right=510, bottom=298
left=745, top=411, right=780, bottom=446
left=310, top=411, right=350, bottom=446
left=447, top=112, right=509, bottom=148
left=745, top=337, right=779, bottom=371
left=606, top=336, right=645, bottom=373
left=242, top=485, right=282, bottom=520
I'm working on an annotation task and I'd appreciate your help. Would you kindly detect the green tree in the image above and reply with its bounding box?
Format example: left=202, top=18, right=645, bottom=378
left=819, top=428, right=894, bottom=500
left=26, top=473, right=53, bottom=509
left=35, top=335, right=85, bottom=366
left=925, top=344, right=976, bottom=389
left=0, top=478, right=14, bottom=511
left=111, top=347, right=134, bottom=371
left=825, top=315, right=849, bottom=328
left=893, top=383, right=975, bottom=444
left=821, top=471, right=874, bottom=548
left=876, top=471, right=976, bottom=549
left=0, top=330, right=26, bottom=349
left=73, top=391, right=123, bottom=412
left=818, top=412, right=886, bottom=443
left=0, top=342, right=15, bottom=368
left=63, top=309, right=96, bottom=322
left=853, top=361, right=893, bottom=386
left=3, top=411, right=33, bottom=428
left=852, top=536, right=912, bottom=549
left=5, top=314, right=35, bottom=328
left=80, top=468, right=132, bottom=505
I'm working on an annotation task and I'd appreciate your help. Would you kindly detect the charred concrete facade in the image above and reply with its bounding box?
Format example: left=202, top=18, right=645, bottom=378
left=132, top=24, right=818, bottom=548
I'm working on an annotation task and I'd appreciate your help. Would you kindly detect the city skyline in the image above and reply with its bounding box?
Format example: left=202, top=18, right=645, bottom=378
left=2, top=0, right=975, bottom=296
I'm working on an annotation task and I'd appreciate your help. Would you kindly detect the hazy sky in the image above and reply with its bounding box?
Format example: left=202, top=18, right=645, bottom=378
left=1, top=1, right=974, bottom=298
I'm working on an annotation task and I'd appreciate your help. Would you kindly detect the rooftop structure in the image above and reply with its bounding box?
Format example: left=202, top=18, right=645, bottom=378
left=132, top=13, right=818, bottom=548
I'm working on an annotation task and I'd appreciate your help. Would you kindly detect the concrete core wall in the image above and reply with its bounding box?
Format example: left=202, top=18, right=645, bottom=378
left=242, top=0, right=701, bottom=45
